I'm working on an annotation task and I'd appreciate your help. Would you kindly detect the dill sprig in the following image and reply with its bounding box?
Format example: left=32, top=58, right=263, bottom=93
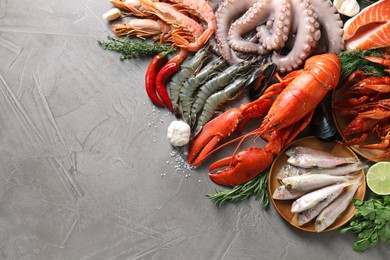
left=361, top=0, right=379, bottom=6
left=98, top=36, right=175, bottom=60
left=338, top=49, right=387, bottom=84
left=207, top=171, right=270, bottom=209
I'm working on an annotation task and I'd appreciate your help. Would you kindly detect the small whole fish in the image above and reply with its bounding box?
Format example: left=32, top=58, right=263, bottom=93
left=272, top=185, right=306, bottom=200
left=285, top=146, right=339, bottom=157
left=281, top=174, right=356, bottom=191
left=291, top=182, right=349, bottom=213
left=315, top=179, right=362, bottom=232
left=286, top=146, right=359, bottom=168
left=297, top=185, right=345, bottom=226
left=276, top=162, right=367, bottom=179
left=276, top=165, right=310, bottom=179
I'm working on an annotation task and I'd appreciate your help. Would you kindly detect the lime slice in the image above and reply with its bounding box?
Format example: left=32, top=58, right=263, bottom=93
left=366, top=162, right=390, bottom=195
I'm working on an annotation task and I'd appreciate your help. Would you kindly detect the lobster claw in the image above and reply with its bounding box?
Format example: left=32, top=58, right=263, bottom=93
left=188, top=108, right=242, bottom=166
left=208, top=147, right=274, bottom=187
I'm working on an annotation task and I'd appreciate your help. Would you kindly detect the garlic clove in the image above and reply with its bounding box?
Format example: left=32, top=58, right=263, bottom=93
left=334, top=0, right=360, bottom=17
left=102, top=8, right=121, bottom=21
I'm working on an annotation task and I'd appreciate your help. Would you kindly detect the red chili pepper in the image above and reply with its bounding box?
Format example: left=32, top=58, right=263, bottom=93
left=156, top=62, right=178, bottom=111
left=156, top=48, right=188, bottom=112
left=145, top=51, right=170, bottom=107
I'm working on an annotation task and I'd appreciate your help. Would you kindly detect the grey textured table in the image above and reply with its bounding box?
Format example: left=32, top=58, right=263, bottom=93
left=0, top=1, right=388, bottom=259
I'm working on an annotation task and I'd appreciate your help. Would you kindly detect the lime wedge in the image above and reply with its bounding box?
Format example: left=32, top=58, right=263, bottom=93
left=366, top=162, right=390, bottom=195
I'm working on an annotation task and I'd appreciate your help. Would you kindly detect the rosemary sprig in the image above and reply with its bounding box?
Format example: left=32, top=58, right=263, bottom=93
left=207, top=171, right=270, bottom=208
left=338, top=49, right=387, bottom=84
left=98, top=36, right=175, bottom=60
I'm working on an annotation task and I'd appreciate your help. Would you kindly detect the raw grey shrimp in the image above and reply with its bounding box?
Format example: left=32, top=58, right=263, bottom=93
left=193, top=63, right=272, bottom=134
left=169, top=46, right=212, bottom=116
left=190, top=60, right=256, bottom=123
left=194, top=75, right=250, bottom=136
left=179, top=57, right=228, bottom=125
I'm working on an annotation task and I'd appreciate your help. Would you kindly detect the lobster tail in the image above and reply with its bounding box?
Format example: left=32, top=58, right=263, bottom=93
left=304, top=53, right=341, bottom=91
left=260, top=54, right=341, bottom=133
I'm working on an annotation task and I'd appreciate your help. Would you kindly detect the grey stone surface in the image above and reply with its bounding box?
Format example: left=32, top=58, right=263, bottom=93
left=0, top=0, right=388, bottom=259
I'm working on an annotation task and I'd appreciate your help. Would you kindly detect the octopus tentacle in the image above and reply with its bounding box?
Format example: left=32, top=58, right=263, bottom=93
left=256, top=0, right=292, bottom=51
left=227, top=0, right=292, bottom=55
left=309, top=0, right=344, bottom=54
left=206, top=0, right=224, bottom=11
left=227, top=0, right=269, bottom=55
left=215, top=0, right=260, bottom=64
left=272, top=0, right=321, bottom=73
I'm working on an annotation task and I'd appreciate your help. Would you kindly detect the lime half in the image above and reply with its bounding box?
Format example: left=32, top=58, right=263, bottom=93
left=366, top=162, right=390, bottom=195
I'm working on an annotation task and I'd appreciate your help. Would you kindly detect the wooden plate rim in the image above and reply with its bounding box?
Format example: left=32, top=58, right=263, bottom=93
left=268, top=136, right=366, bottom=233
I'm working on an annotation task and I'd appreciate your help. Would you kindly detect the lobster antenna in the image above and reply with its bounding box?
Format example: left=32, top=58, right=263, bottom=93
left=231, top=129, right=263, bottom=156
left=205, top=128, right=263, bottom=158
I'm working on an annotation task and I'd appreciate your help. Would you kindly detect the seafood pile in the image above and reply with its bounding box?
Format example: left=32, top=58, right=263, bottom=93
left=272, top=146, right=364, bottom=232
left=109, top=0, right=217, bottom=111
left=188, top=53, right=341, bottom=186
left=333, top=53, right=390, bottom=160
left=97, top=0, right=390, bottom=243
left=99, top=0, right=390, bottom=190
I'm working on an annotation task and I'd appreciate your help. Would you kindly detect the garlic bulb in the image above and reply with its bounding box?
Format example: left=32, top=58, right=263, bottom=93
left=167, top=121, right=191, bottom=147
left=333, top=0, right=360, bottom=17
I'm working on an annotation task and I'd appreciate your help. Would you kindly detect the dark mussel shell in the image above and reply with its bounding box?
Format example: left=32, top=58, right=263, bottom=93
left=249, top=63, right=277, bottom=101
left=310, top=92, right=340, bottom=142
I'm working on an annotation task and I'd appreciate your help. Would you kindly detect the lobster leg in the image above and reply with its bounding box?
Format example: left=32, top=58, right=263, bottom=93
left=361, top=129, right=390, bottom=149
left=361, top=139, right=390, bottom=149
left=264, top=109, right=314, bottom=154
left=365, top=56, right=390, bottom=72
left=343, top=133, right=369, bottom=146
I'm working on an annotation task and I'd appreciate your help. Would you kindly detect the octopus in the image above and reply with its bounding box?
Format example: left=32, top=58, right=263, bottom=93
left=214, top=0, right=344, bottom=73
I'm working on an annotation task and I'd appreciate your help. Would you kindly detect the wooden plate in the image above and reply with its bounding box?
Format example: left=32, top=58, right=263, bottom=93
left=332, top=87, right=390, bottom=162
left=268, top=136, right=366, bottom=233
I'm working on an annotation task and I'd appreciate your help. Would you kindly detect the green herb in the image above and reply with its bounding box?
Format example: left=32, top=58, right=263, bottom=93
left=338, top=49, right=387, bottom=84
left=98, top=36, right=175, bottom=60
left=207, top=172, right=270, bottom=208
left=361, top=0, right=379, bottom=6
left=340, top=196, right=390, bottom=252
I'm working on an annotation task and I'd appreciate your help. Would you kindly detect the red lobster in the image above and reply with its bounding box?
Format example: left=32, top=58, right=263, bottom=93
left=188, top=54, right=341, bottom=187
